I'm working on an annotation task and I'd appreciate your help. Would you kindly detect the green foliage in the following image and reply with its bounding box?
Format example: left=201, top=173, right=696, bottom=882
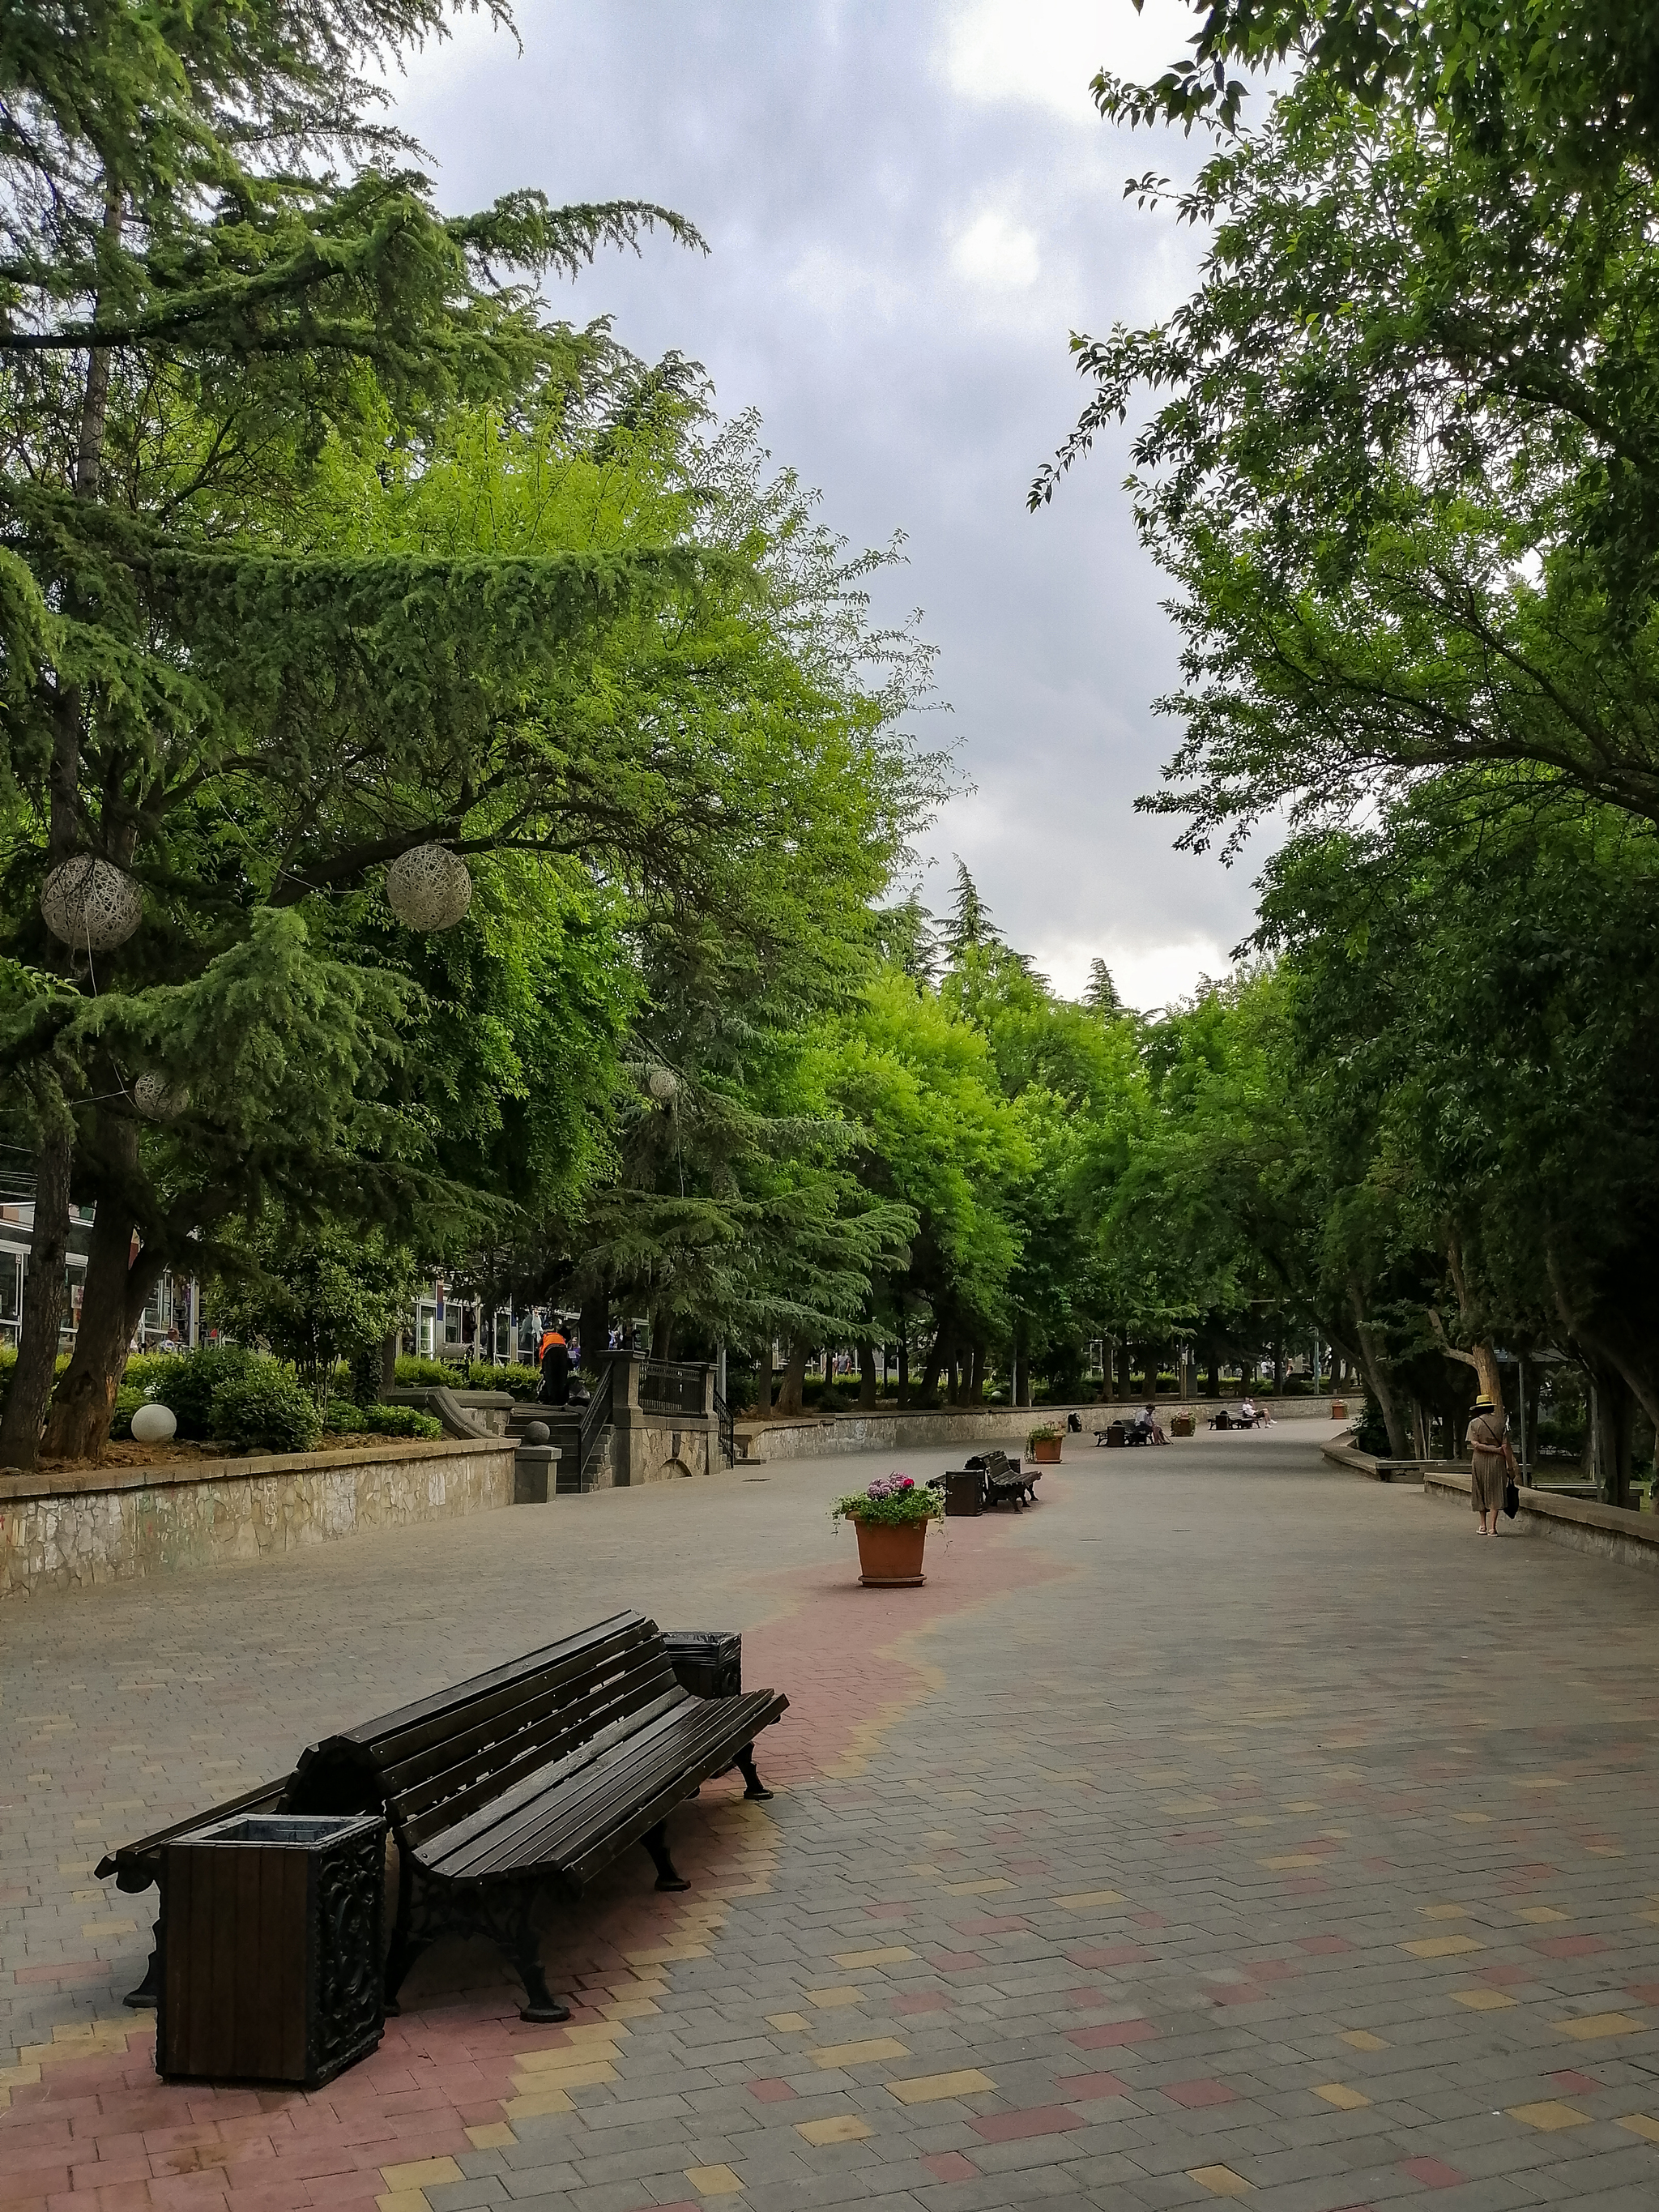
left=830, top=1475, right=943, bottom=1526
left=109, top=1386, right=146, bottom=1441
left=210, top=1362, right=322, bottom=1454
left=213, top=1221, right=418, bottom=1408
left=152, top=1345, right=254, bottom=1440
left=323, top=1399, right=442, bottom=1439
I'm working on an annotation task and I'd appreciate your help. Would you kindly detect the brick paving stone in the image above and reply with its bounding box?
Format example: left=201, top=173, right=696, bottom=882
left=11, top=1426, right=1659, bottom=2212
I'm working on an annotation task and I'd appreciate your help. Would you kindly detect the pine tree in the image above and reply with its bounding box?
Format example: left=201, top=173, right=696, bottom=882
left=1084, top=958, right=1124, bottom=1015
left=0, top=0, right=703, bottom=1464
left=939, top=859, right=996, bottom=963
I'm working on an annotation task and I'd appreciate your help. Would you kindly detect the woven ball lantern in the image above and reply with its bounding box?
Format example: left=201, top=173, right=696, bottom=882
left=646, top=1065, right=679, bottom=1103
left=41, top=856, right=142, bottom=951
left=386, top=844, right=472, bottom=931
left=133, top=1073, right=190, bottom=1121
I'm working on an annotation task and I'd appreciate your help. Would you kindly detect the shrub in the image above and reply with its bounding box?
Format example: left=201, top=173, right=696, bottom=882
left=109, top=1385, right=147, bottom=1441
left=359, top=1403, right=443, bottom=1440
left=156, top=1343, right=254, bottom=1438
left=493, top=1361, right=543, bottom=1401
left=1354, top=1397, right=1390, bottom=1456
left=395, top=1354, right=458, bottom=1386
left=818, top=1386, right=851, bottom=1414
left=210, top=1362, right=321, bottom=1454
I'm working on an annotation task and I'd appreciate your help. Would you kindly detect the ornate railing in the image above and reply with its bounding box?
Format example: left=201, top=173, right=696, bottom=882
left=638, top=1359, right=709, bottom=1418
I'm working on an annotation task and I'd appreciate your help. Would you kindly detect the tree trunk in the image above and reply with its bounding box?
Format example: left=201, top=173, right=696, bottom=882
left=42, top=1191, right=166, bottom=1463
left=897, top=1322, right=910, bottom=1409
left=858, top=1342, right=878, bottom=1409
left=917, top=1325, right=949, bottom=1405
left=1273, top=1335, right=1285, bottom=1394
left=773, top=1338, right=808, bottom=1417
left=1349, top=1279, right=1410, bottom=1458
left=1588, top=1365, right=1636, bottom=1509
left=968, top=1342, right=984, bottom=1404
left=0, top=1119, right=75, bottom=1469
left=1205, top=1354, right=1219, bottom=1399
left=578, top=1292, right=609, bottom=1378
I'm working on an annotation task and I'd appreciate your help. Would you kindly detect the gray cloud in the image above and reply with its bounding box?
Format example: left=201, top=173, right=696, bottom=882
left=393, top=0, right=1265, bottom=1007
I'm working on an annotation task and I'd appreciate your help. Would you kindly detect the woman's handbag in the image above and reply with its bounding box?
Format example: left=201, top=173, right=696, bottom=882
left=1503, top=1475, right=1520, bottom=1518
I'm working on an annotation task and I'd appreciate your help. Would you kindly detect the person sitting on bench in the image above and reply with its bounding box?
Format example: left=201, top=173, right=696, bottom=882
left=1136, top=1403, right=1166, bottom=1445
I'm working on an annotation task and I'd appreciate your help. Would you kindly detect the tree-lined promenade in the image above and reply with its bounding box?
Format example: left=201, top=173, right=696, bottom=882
left=4, top=0, right=1658, bottom=1499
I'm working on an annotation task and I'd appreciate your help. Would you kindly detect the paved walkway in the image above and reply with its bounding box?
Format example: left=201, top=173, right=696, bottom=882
left=6, top=1424, right=1659, bottom=2212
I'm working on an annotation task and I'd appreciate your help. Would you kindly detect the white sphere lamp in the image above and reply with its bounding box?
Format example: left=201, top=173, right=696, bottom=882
left=133, top=1073, right=190, bottom=1121
left=131, top=1402, right=177, bottom=1443
left=41, top=857, right=143, bottom=951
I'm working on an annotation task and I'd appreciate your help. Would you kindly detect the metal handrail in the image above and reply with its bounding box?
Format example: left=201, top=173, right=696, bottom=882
left=712, top=1388, right=736, bottom=1467
left=577, top=1362, right=614, bottom=1486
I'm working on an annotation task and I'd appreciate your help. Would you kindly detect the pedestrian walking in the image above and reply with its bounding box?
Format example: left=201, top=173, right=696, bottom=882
left=1465, top=1391, right=1517, bottom=1535
left=539, top=1327, right=571, bottom=1407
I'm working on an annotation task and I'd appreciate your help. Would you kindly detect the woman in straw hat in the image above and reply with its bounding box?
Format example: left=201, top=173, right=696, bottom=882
left=1465, top=1391, right=1517, bottom=1535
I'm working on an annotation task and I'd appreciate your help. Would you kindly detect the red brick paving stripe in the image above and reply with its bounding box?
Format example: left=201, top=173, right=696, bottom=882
left=922, top=2151, right=980, bottom=2181
left=950, top=1915, right=1029, bottom=1936
left=1531, top=1934, right=1608, bottom=1958
left=1067, top=2018, right=1158, bottom=2049
left=1056, top=2071, right=1129, bottom=2102
left=1400, top=2156, right=1467, bottom=2188
left=928, top=1950, right=984, bottom=1971
left=1162, top=2078, right=1238, bottom=2108
left=969, top=2104, right=1085, bottom=2143
left=12, top=1961, right=114, bottom=1986
left=1548, top=2069, right=1599, bottom=2095
left=1477, top=1962, right=1531, bottom=1985
left=1132, top=1911, right=1166, bottom=1928
left=748, top=2078, right=797, bottom=2102
left=0, top=2169, right=70, bottom=2204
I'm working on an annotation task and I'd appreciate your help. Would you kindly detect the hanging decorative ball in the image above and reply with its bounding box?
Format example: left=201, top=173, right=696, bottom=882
left=386, top=844, right=472, bottom=931
left=646, top=1065, right=679, bottom=1103
left=133, top=1073, right=190, bottom=1121
left=131, top=1402, right=177, bottom=1444
left=41, top=856, right=143, bottom=950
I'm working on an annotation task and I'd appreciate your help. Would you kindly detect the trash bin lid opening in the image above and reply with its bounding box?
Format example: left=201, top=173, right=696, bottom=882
left=185, top=1813, right=381, bottom=1847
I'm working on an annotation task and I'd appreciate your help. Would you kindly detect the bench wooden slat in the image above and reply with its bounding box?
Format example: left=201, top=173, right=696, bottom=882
left=426, top=1690, right=786, bottom=1885
left=388, top=1643, right=676, bottom=1834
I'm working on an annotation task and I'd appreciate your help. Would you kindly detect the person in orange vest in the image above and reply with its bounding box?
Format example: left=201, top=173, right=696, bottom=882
left=539, top=1328, right=570, bottom=1406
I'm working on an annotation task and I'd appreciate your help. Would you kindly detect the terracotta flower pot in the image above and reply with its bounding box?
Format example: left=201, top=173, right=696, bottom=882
left=1330, top=1400, right=1348, bottom=1420
left=1030, top=1437, right=1063, bottom=1463
left=1171, top=1414, right=1194, bottom=1437
left=853, top=1517, right=928, bottom=1586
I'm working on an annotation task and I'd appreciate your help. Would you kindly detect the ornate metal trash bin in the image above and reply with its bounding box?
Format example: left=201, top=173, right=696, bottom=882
left=663, top=1629, right=742, bottom=1698
left=944, top=1470, right=984, bottom=1517
left=157, top=1811, right=386, bottom=2086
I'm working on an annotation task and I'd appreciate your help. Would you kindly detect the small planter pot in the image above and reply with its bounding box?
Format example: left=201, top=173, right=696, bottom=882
left=1030, top=1437, right=1063, bottom=1464
left=1171, top=1414, right=1194, bottom=1438
left=853, top=1517, right=929, bottom=1586
left=1330, top=1400, right=1348, bottom=1421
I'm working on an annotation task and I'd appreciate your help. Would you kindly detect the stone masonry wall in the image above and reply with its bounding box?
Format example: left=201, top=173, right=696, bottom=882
left=0, top=1437, right=516, bottom=1603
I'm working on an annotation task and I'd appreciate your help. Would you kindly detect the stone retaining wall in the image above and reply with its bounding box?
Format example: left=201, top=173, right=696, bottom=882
left=1418, top=1462, right=1659, bottom=1574
left=0, top=1437, right=517, bottom=1603
left=737, top=1395, right=1339, bottom=1464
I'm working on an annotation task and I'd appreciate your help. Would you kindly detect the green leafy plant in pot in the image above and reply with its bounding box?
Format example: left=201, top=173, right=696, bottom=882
left=1027, top=1422, right=1064, bottom=1463
left=831, top=1472, right=944, bottom=1587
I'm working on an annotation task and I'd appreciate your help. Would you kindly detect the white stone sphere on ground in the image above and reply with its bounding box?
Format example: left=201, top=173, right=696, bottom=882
left=131, top=1402, right=177, bottom=1443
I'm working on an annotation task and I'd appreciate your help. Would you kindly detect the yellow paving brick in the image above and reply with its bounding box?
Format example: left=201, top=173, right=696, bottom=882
left=1453, top=1988, right=1517, bottom=2010
left=886, top=2067, right=995, bottom=2103
left=625, top=1941, right=711, bottom=1965
left=1235, top=1815, right=1273, bottom=1827
left=1514, top=1777, right=1567, bottom=1789
left=1422, top=1904, right=1469, bottom=1919
left=465, top=2123, right=517, bottom=2150
left=1555, top=2013, right=1644, bottom=2040
left=812, top=2036, right=909, bottom=2068
left=501, top=2086, right=575, bottom=2118
left=512, top=2057, right=616, bottom=2089
left=1052, top=1889, right=1124, bottom=1909
left=1189, top=2166, right=1251, bottom=2197
left=380, top=2159, right=463, bottom=2192
left=685, top=2164, right=744, bottom=2195
left=1517, top=1906, right=1568, bottom=1923
left=1339, top=2031, right=1388, bottom=2052
left=1313, top=2084, right=1370, bottom=2109
left=1402, top=1935, right=1483, bottom=1958
left=602, top=1996, right=661, bottom=2020
left=1618, top=2113, right=1659, bottom=2143
left=565, top=2021, right=628, bottom=2042
left=804, top=1987, right=863, bottom=2008
left=766, top=2012, right=810, bottom=2032
left=1509, top=2101, right=1590, bottom=2130
left=1452, top=1812, right=1491, bottom=1823
left=376, top=2193, right=430, bottom=2212
left=943, top=1877, right=1011, bottom=1895
left=833, top=1945, right=915, bottom=1969
left=795, top=2113, right=873, bottom=2145
left=1260, top=1855, right=1324, bottom=1871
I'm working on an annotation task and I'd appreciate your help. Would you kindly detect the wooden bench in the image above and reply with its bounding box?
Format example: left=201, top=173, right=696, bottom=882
left=962, top=1448, right=1038, bottom=1510
left=98, top=1613, right=785, bottom=2025
left=283, top=1611, right=786, bottom=2021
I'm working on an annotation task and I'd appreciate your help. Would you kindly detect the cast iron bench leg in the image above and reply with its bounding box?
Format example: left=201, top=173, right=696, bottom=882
left=736, top=1744, right=773, bottom=1800
left=124, top=1923, right=161, bottom=2009
left=642, top=1820, right=690, bottom=1892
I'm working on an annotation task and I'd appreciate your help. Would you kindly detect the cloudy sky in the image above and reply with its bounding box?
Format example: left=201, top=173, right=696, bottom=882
left=391, top=0, right=1265, bottom=1010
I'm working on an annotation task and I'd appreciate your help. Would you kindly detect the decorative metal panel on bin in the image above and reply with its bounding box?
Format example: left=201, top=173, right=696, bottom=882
left=663, top=1629, right=742, bottom=1698
left=157, top=1812, right=386, bottom=2086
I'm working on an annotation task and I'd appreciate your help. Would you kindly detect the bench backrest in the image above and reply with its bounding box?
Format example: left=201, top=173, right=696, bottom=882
left=287, top=1611, right=681, bottom=1849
